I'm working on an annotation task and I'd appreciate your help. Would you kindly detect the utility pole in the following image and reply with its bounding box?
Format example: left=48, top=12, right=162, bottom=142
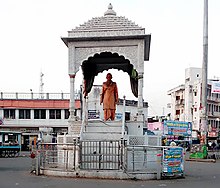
left=201, top=0, right=208, bottom=145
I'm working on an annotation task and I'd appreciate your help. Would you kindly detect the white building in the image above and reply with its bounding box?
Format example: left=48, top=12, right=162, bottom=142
left=168, top=67, right=220, bottom=139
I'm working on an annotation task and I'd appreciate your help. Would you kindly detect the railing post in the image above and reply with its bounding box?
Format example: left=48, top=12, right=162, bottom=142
left=156, top=148, right=162, bottom=180
left=75, top=137, right=80, bottom=171
left=46, top=93, right=49, bottom=99
left=124, top=140, right=127, bottom=172
left=132, top=146, right=135, bottom=172
left=121, top=95, right=126, bottom=138
left=36, top=145, right=41, bottom=176
left=119, top=139, right=123, bottom=170
left=73, top=138, right=77, bottom=170
left=120, top=139, right=126, bottom=171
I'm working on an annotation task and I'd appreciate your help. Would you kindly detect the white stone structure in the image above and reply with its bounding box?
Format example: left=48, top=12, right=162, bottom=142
left=61, top=4, right=151, bottom=136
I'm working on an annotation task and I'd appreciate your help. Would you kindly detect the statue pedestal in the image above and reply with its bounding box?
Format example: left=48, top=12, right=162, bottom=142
left=68, top=117, right=82, bottom=135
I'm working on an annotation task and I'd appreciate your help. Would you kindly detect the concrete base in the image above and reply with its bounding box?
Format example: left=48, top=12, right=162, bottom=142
left=41, top=169, right=158, bottom=180
left=186, top=158, right=216, bottom=163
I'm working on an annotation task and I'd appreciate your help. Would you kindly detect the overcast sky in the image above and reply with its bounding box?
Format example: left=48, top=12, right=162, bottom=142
left=0, top=0, right=219, bottom=116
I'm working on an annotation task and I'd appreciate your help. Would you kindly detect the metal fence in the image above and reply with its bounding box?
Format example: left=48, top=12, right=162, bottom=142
left=127, top=145, right=162, bottom=174
left=34, top=141, right=184, bottom=179
left=207, top=150, right=220, bottom=159
left=35, top=140, right=125, bottom=172
left=80, top=140, right=126, bottom=170
left=36, top=143, right=77, bottom=172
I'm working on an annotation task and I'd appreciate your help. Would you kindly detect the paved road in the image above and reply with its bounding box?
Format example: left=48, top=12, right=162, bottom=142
left=0, top=152, right=220, bottom=188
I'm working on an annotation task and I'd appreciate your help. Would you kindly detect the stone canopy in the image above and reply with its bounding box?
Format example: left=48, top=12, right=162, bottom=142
left=62, top=3, right=151, bottom=98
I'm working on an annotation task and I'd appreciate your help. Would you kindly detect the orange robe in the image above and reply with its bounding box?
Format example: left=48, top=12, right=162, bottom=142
left=100, top=81, right=118, bottom=120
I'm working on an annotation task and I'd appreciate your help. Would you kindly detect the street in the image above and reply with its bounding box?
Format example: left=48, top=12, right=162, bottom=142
left=0, top=153, right=220, bottom=188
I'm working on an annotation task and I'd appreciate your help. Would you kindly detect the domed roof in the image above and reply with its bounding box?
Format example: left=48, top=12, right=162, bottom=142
left=68, top=3, right=145, bottom=38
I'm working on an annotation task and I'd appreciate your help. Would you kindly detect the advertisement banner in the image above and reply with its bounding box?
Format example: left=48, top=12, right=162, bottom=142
left=163, top=147, right=184, bottom=175
left=163, top=121, right=192, bottom=136
left=211, top=81, right=220, bottom=93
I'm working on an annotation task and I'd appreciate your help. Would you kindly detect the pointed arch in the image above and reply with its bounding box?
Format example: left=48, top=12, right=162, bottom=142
left=81, top=51, right=138, bottom=97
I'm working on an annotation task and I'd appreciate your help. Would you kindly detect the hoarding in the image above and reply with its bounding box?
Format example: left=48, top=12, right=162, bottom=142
left=163, top=121, right=192, bottom=136
left=211, top=81, right=220, bottom=94
left=163, top=147, right=184, bottom=176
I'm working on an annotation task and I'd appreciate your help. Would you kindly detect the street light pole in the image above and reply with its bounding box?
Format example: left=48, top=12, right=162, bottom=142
left=201, top=0, right=208, bottom=145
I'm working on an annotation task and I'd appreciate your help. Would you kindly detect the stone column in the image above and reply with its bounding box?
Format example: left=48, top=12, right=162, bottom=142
left=137, top=40, right=145, bottom=122
left=82, top=96, right=88, bottom=128
left=68, top=74, right=76, bottom=134
left=138, top=72, right=144, bottom=116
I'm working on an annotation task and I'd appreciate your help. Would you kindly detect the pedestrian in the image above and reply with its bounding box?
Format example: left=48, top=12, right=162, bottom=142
left=170, top=140, right=177, bottom=146
left=211, top=141, right=216, bottom=150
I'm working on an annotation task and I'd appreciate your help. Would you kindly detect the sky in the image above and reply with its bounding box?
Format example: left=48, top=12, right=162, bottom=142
left=0, top=0, right=220, bottom=116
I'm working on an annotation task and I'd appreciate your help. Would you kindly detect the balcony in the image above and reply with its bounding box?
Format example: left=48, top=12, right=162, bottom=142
left=207, top=96, right=220, bottom=103
left=175, top=99, right=185, bottom=106
left=207, top=111, right=220, bottom=117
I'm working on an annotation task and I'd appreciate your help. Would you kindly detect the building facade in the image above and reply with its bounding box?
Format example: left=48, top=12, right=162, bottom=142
left=0, top=92, right=80, bottom=150
left=0, top=89, right=148, bottom=150
left=167, top=67, right=220, bottom=140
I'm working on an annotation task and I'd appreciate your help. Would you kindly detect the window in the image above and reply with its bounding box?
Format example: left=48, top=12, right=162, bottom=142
left=176, top=110, right=180, bottom=115
left=19, top=109, right=31, bottom=119
left=49, top=109, right=61, bottom=119
left=65, top=109, right=70, bottom=119
left=4, top=109, right=15, bottom=119
left=34, top=109, right=46, bottom=119
left=176, top=96, right=180, bottom=100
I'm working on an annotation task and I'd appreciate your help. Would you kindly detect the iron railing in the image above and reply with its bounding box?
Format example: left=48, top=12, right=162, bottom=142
left=34, top=141, right=185, bottom=180
left=79, top=140, right=126, bottom=170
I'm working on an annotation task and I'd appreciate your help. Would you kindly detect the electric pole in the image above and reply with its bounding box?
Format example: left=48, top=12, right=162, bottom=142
left=201, top=0, right=208, bottom=145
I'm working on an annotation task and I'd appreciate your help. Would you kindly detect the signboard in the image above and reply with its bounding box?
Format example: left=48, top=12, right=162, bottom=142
left=148, top=122, right=163, bottom=131
left=163, top=147, right=184, bottom=176
left=115, top=113, right=122, bottom=120
left=211, top=81, right=220, bottom=93
left=88, top=110, right=100, bottom=119
left=208, top=131, right=218, bottom=137
left=163, top=121, right=192, bottom=136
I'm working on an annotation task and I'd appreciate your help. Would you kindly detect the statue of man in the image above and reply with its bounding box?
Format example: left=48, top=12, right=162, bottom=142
left=100, top=73, right=118, bottom=121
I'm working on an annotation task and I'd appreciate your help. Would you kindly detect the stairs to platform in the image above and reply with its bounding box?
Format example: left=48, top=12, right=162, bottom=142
left=80, top=119, right=123, bottom=140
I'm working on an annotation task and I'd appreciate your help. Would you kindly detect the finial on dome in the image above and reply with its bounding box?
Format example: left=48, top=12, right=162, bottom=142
left=104, top=3, right=116, bottom=16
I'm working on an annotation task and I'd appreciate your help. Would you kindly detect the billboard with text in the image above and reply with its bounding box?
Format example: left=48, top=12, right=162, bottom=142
left=211, top=81, right=220, bottom=94
left=163, top=121, right=192, bottom=136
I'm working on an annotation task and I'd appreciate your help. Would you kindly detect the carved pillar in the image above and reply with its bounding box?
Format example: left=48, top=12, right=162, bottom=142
left=137, top=72, right=144, bottom=116
left=68, top=74, right=76, bottom=134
